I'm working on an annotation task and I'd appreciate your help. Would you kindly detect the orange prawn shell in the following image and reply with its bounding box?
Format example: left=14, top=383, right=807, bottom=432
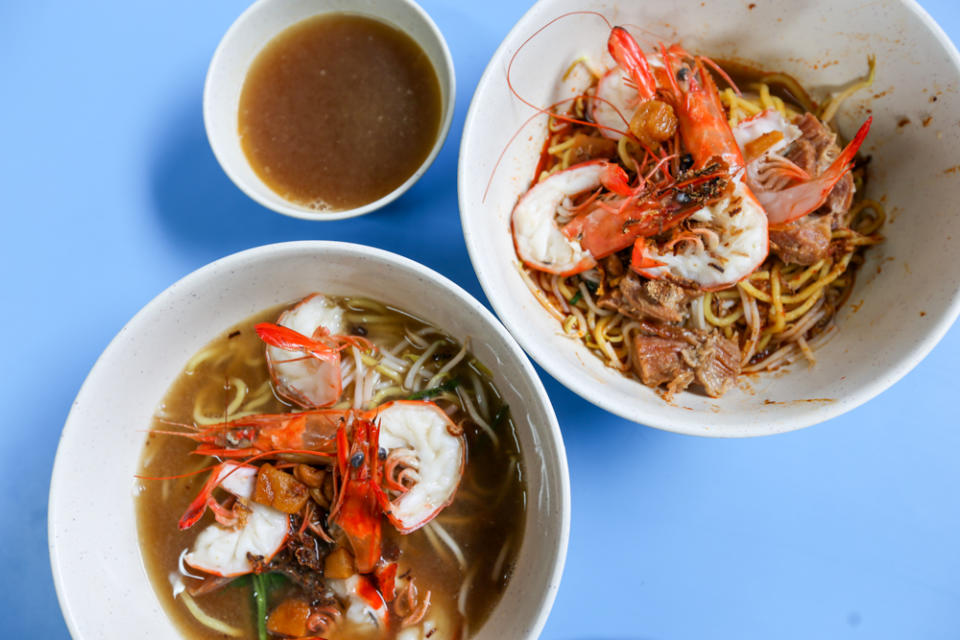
left=661, top=46, right=745, bottom=172
left=247, top=409, right=344, bottom=452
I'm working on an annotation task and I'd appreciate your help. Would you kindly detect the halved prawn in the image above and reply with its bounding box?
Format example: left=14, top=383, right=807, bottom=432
left=631, top=179, right=769, bottom=290
left=260, top=293, right=374, bottom=409
left=734, top=110, right=873, bottom=226
left=373, top=401, right=465, bottom=535
left=175, top=408, right=345, bottom=459
left=511, top=160, right=633, bottom=275
left=179, top=462, right=289, bottom=577
left=329, top=416, right=388, bottom=573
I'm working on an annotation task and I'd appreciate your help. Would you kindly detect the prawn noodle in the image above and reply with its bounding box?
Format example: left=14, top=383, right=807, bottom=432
left=520, top=52, right=884, bottom=387
left=137, top=297, right=525, bottom=640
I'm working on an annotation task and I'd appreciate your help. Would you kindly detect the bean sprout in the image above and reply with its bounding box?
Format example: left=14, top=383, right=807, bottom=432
left=456, top=386, right=500, bottom=447
left=427, top=338, right=470, bottom=388
left=404, top=340, right=442, bottom=391
left=178, top=591, right=243, bottom=637
left=427, top=521, right=466, bottom=571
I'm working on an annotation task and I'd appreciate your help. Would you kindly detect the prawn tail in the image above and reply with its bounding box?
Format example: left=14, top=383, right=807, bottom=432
left=177, top=463, right=233, bottom=530
left=598, top=162, right=634, bottom=197
left=255, top=322, right=339, bottom=362
left=763, top=116, right=872, bottom=226
left=256, top=322, right=316, bottom=350
left=830, top=116, right=872, bottom=175
left=607, top=26, right=657, bottom=99
left=629, top=239, right=667, bottom=274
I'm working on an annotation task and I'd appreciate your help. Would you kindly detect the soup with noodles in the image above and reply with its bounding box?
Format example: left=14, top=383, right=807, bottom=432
left=136, top=294, right=525, bottom=640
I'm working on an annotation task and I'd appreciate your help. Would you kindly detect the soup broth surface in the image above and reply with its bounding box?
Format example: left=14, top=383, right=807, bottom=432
left=137, top=298, right=525, bottom=640
left=238, top=14, right=443, bottom=211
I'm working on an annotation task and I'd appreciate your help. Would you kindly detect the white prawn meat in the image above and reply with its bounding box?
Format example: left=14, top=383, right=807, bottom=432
left=182, top=463, right=289, bottom=577
left=373, top=400, right=466, bottom=534
left=265, top=293, right=346, bottom=408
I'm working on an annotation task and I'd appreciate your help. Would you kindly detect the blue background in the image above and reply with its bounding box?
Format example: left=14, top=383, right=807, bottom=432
left=3, top=1, right=958, bottom=637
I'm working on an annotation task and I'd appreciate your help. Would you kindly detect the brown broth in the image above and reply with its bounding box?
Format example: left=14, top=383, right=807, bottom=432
left=238, top=14, right=443, bottom=211
left=136, top=299, right=525, bottom=640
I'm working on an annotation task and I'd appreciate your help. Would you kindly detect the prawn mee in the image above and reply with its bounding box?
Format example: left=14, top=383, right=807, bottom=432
left=511, top=23, right=882, bottom=400
left=136, top=294, right=525, bottom=640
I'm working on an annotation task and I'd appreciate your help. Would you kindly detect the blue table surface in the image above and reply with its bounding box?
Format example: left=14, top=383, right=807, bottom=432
left=4, top=1, right=959, bottom=637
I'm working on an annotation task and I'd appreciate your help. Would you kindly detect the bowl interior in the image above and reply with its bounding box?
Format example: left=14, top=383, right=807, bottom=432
left=50, top=242, right=567, bottom=639
left=459, top=0, right=960, bottom=436
left=204, top=0, right=456, bottom=220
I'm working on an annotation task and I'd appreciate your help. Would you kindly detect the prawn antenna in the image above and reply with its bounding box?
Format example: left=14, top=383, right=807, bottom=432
left=488, top=11, right=617, bottom=202
left=701, top=55, right=741, bottom=96
left=482, top=96, right=629, bottom=203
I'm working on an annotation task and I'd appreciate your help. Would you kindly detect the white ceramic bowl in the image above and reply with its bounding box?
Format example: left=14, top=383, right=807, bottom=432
left=205, top=0, right=456, bottom=220
left=49, top=242, right=569, bottom=639
left=459, top=0, right=960, bottom=437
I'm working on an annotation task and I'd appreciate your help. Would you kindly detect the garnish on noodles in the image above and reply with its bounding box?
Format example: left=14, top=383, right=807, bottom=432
left=137, top=294, right=525, bottom=639
left=510, top=21, right=882, bottom=400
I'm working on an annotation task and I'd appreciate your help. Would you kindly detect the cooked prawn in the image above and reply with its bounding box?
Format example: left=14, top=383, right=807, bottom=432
left=260, top=294, right=373, bottom=409
left=591, top=26, right=659, bottom=138
left=180, top=462, right=289, bottom=577
left=511, top=160, right=633, bottom=275
left=373, top=401, right=465, bottom=534
left=628, top=45, right=769, bottom=290
left=733, top=106, right=873, bottom=225
left=751, top=118, right=872, bottom=225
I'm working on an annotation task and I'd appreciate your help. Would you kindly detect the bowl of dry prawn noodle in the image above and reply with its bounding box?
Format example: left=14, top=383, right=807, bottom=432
left=458, top=0, right=960, bottom=436
left=49, top=241, right=568, bottom=640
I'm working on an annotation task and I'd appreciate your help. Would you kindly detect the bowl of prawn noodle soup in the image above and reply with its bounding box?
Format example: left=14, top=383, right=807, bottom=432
left=49, top=241, right=568, bottom=639
left=458, top=0, right=960, bottom=436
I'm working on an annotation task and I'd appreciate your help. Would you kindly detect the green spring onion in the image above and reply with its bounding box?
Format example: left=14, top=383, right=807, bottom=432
left=407, top=377, right=461, bottom=400
left=251, top=573, right=268, bottom=640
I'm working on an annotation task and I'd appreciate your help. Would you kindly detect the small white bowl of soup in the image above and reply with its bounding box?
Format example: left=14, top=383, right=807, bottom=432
left=49, top=242, right=569, bottom=640
left=458, top=0, right=960, bottom=436
left=205, top=0, right=455, bottom=220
